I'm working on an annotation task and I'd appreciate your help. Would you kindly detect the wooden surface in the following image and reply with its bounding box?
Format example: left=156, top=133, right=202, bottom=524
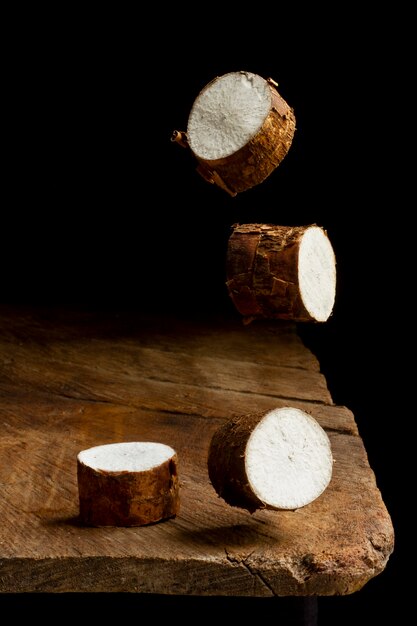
left=0, top=306, right=394, bottom=595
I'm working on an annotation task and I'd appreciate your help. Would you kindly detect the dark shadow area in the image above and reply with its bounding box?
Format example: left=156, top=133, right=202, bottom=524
left=174, top=521, right=275, bottom=549
left=0, top=593, right=319, bottom=626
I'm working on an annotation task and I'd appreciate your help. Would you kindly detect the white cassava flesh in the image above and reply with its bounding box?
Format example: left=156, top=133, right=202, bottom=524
left=187, top=71, right=271, bottom=160
left=298, top=226, right=337, bottom=322
left=208, top=407, right=333, bottom=512
left=78, top=441, right=176, bottom=472
left=246, top=408, right=333, bottom=510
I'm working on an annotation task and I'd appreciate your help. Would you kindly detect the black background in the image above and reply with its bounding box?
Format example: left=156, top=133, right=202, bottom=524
left=2, top=7, right=409, bottom=624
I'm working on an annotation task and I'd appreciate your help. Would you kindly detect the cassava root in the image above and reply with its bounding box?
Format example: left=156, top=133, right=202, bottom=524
left=208, top=407, right=333, bottom=513
left=226, top=223, right=336, bottom=322
left=174, top=71, right=296, bottom=195
left=77, top=441, right=179, bottom=526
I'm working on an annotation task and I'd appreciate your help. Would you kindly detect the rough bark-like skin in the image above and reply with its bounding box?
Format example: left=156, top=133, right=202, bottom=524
left=78, top=454, right=180, bottom=527
left=191, top=84, right=296, bottom=195
left=226, top=223, right=317, bottom=322
left=208, top=412, right=268, bottom=513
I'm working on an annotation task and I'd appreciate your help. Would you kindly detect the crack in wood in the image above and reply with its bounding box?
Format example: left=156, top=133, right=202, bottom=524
left=225, top=549, right=275, bottom=596
left=241, top=560, right=276, bottom=596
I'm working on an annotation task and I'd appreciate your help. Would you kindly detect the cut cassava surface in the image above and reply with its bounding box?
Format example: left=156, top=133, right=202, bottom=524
left=226, top=223, right=336, bottom=322
left=208, top=407, right=333, bottom=513
left=77, top=441, right=179, bottom=527
left=179, top=71, right=296, bottom=195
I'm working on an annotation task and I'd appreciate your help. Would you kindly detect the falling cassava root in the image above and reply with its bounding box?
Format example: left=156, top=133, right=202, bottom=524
left=208, top=407, right=333, bottom=513
left=226, top=223, right=337, bottom=323
left=172, top=70, right=296, bottom=196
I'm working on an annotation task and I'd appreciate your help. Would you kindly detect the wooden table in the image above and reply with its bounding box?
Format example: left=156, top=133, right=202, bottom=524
left=0, top=305, right=394, bottom=598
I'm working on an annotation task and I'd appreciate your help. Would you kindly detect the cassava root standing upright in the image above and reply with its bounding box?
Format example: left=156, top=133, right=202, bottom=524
left=77, top=441, right=179, bottom=526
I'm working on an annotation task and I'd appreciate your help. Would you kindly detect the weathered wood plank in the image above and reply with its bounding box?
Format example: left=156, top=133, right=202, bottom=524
left=0, top=306, right=393, bottom=595
left=0, top=306, right=320, bottom=370
left=0, top=343, right=331, bottom=405
left=0, top=385, right=357, bottom=435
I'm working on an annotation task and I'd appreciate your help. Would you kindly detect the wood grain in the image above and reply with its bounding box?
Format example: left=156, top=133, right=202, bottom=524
left=0, top=306, right=394, bottom=595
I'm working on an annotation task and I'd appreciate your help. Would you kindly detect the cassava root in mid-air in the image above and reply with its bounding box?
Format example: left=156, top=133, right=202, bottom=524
left=208, top=407, right=333, bottom=513
left=172, top=71, right=296, bottom=195
left=226, top=223, right=337, bottom=322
